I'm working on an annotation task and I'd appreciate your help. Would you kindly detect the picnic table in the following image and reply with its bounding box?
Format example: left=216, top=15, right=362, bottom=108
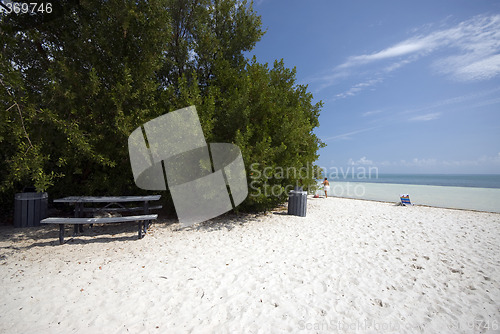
left=42, top=195, right=161, bottom=244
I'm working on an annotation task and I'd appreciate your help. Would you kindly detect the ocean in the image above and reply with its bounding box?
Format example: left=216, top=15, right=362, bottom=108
left=329, top=174, right=500, bottom=189
left=319, top=174, right=500, bottom=213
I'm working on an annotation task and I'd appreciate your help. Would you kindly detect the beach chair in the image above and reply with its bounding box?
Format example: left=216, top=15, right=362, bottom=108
left=400, top=194, right=413, bottom=206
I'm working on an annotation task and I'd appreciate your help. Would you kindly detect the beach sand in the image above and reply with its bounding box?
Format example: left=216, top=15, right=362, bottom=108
left=0, top=197, right=499, bottom=333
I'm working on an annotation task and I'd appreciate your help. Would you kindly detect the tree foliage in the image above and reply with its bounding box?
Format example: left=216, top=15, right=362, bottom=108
left=0, top=0, right=324, bottom=216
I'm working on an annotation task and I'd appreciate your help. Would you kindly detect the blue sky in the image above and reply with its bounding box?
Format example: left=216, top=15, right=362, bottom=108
left=250, top=0, right=500, bottom=174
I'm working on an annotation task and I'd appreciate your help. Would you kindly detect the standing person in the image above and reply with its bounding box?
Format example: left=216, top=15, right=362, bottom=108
left=322, top=178, right=330, bottom=198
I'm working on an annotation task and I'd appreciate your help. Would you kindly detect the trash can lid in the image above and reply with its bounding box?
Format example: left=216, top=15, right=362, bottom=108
left=15, top=192, right=48, bottom=200
left=289, top=190, right=307, bottom=195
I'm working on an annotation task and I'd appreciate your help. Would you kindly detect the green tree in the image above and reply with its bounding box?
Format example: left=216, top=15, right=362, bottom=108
left=0, top=0, right=324, bottom=217
left=210, top=58, right=324, bottom=209
left=1, top=0, right=170, bottom=200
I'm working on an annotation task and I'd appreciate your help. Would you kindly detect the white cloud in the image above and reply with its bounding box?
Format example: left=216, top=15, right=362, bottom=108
left=348, top=156, right=374, bottom=166
left=314, top=14, right=500, bottom=95
left=334, top=78, right=382, bottom=100
left=324, top=154, right=500, bottom=173
left=377, top=154, right=500, bottom=170
left=440, top=54, right=500, bottom=81
left=324, top=127, right=377, bottom=141
left=362, top=110, right=383, bottom=117
left=383, top=57, right=416, bottom=73
left=410, top=112, right=441, bottom=121
left=406, top=158, right=438, bottom=167
left=341, top=40, right=432, bottom=68
left=399, top=87, right=500, bottom=118
left=344, top=14, right=500, bottom=71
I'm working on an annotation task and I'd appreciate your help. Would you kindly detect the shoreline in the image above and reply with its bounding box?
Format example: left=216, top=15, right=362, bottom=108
left=324, top=194, right=500, bottom=215
left=319, top=181, right=500, bottom=213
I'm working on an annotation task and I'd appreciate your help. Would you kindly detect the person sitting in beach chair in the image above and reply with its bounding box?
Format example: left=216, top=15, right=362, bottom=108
left=400, top=194, right=413, bottom=206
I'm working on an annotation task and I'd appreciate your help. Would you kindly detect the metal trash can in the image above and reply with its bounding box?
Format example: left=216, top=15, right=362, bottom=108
left=288, top=189, right=307, bottom=217
left=14, top=192, right=48, bottom=227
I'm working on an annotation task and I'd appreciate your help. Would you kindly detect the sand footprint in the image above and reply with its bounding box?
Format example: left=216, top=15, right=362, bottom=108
left=310, top=280, right=327, bottom=295
left=350, top=277, right=360, bottom=286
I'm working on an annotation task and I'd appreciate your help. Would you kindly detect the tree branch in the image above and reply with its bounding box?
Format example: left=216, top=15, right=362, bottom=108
left=0, top=78, right=34, bottom=153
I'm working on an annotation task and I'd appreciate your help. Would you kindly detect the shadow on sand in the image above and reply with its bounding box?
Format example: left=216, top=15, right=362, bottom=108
left=0, top=205, right=289, bottom=251
left=0, top=222, right=154, bottom=251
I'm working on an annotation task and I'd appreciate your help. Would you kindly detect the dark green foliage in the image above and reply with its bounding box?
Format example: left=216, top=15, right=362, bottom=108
left=0, top=0, right=324, bottom=217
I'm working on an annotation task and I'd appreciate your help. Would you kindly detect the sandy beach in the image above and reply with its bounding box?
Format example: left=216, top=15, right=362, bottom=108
left=0, top=197, right=499, bottom=333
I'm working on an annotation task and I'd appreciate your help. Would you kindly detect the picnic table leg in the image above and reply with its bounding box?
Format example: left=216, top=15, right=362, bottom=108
left=78, top=203, right=84, bottom=233
left=59, top=224, right=65, bottom=244
left=73, top=202, right=84, bottom=234
left=73, top=203, right=79, bottom=234
left=143, top=201, right=151, bottom=232
left=138, top=222, right=144, bottom=239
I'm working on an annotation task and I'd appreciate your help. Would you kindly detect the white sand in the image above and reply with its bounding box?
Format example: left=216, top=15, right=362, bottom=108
left=1, top=197, right=499, bottom=333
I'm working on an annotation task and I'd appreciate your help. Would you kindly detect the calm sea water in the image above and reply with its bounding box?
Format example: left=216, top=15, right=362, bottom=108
left=328, top=174, right=500, bottom=189
left=317, top=174, right=500, bottom=212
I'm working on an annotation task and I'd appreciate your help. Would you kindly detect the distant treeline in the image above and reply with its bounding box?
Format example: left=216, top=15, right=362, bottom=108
left=0, top=0, right=324, bottom=216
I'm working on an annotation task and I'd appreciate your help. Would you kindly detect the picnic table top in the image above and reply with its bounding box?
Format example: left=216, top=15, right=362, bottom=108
left=53, top=195, right=161, bottom=203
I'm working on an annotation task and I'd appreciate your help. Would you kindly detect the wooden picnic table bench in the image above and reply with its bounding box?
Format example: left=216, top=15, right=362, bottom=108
left=42, top=215, right=158, bottom=244
left=42, top=195, right=161, bottom=244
